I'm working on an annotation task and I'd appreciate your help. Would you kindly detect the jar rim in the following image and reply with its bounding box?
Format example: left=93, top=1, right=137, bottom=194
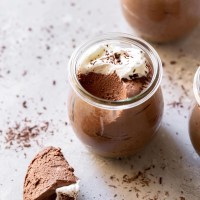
left=68, top=33, right=163, bottom=110
left=193, top=66, right=200, bottom=105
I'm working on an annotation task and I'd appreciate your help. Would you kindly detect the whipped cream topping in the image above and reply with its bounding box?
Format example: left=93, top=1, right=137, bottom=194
left=56, top=181, right=80, bottom=200
left=78, top=44, right=149, bottom=80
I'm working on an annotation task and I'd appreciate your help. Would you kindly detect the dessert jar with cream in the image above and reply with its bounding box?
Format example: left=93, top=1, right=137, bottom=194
left=189, top=67, right=200, bottom=156
left=121, top=0, right=200, bottom=43
left=68, top=33, right=164, bottom=157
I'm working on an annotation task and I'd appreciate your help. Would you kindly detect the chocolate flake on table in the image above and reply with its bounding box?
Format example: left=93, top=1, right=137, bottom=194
left=52, top=80, right=56, bottom=85
left=43, top=106, right=47, bottom=110
left=4, top=120, right=49, bottom=150
left=108, top=185, right=117, bottom=188
left=167, top=101, right=183, bottom=108
left=22, top=70, right=27, bottom=76
left=46, top=44, right=50, bottom=50
left=122, top=171, right=152, bottom=187
left=70, top=2, right=76, bottom=6
left=22, top=101, right=28, bottom=109
left=28, top=27, right=32, bottom=32
left=1, top=45, right=6, bottom=54
left=36, top=56, right=42, bottom=59
left=122, top=165, right=157, bottom=187
left=181, top=85, right=188, bottom=97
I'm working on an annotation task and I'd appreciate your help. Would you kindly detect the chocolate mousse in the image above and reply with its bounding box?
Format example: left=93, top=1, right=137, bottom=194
left=189, top=67, right=200, bottom=155
left=68, top=35, right=164, bottom=157
left=23, top=146, right=79, bottom=200
left=189, top=104, right=200, bottom=155
left=78, top=69, right=152, bottom=101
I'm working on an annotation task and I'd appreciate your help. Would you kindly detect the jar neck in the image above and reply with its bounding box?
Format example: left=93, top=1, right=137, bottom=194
left=194, top=67, right=200, bottom=105
left=68, top=33, right=163, bottom=110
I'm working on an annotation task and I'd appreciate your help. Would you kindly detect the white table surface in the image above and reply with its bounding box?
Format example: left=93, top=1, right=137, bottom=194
left=0, top=0, right=200, bottom=199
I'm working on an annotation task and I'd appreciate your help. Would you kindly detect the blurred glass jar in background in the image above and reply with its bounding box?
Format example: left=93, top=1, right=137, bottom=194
left=121, top=0, right=200, bottom=43
left=189, top=67, right=200, bottom=156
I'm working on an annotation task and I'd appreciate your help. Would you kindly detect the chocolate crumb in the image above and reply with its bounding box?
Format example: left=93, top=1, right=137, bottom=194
left=22, top=71, right=27, bottom=76
left=70, top=2, right=75, bottom=6
left=46, top=45, right=50, bottom=50
left=22, top=101, right=28, bottom=109
left=114, top=52, right=121, bottom=59
left=168, top=101, right=183, bottom=108
left=181, top=85, right=188, bottom=96
left=159, top=177, right=162, bottom=184
left=52, top=80, right=56, bottom=85
left=109, top=185, right=117, bottom=188
left=170, top=60, right=177, bottom=65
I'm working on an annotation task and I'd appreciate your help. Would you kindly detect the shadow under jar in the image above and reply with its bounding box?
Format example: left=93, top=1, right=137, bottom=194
left=68, top=33, right=164, bottom=158
left=121, top=0, right=200, bottom=43
left=189, top=67, right=200, bottom=156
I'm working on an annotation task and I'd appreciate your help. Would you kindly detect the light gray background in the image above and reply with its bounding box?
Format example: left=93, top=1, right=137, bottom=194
left=0, top=0, right=200, bottom=199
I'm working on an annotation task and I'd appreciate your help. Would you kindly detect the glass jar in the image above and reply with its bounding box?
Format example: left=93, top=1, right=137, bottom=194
left=68, top=33, right=164, bottom=157
left=189, top=67, right=200, bottom=155
left=121, top=0, right=200, bottom=43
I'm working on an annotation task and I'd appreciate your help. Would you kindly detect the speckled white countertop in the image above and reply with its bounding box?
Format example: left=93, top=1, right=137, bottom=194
left=0, top=0, right=200, bottom=200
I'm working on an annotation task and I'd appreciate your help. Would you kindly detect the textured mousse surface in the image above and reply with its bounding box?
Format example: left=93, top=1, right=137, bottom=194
left=23, top=146, right=77, bottom=200
left=78, top=70, right=152, bottom=101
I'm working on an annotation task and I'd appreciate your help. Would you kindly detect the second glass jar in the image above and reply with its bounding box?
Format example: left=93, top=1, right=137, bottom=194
left=121, top=0, right=200, bottom=43
left=189, top=67, right=200, bottom=156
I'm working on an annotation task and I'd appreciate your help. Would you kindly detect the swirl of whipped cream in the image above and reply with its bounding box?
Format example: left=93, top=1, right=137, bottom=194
left=78, top=44, right=149, bottom=80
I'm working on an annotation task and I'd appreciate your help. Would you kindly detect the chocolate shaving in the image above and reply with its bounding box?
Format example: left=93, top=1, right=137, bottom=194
left=170, top=60, right=177, bottom=65
left=159, top=177, right=162, bottom=184
left=22, top=101, right=28, bottom=109
left=4, top=120, right=49, bottom=150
